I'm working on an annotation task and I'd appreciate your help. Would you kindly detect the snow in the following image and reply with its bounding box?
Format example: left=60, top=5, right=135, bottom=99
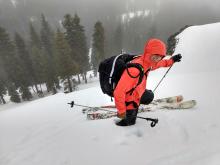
left=121, top=10, right=150, bottom=23
left=1, top=23, right=220, bottom=165
left=10, top=0, right=17, bottom=8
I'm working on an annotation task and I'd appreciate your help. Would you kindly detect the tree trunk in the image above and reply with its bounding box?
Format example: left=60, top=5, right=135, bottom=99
left=52, top=85, right=57, bottom=95
left=94, top=69, right=97, bottom=77
left=77, top=74, right=81, bottom=84
left=0, top=94, right=5, bottom=104
left=82, top=74, right=84, bottom=80
left=67, top=77, right=73, bottom=92
left=32, top=86, right=37, bottom=94
left=39, top=84, right=44, bottom=97
left=84, top=72, right=87, bottom=84
left=34, top=84, right=40, bottom=93
left=46, top=83, right=50, bottom=92
left=40, top=84, right=43, bottom=93
left=55, top=78, right=61, bottom=89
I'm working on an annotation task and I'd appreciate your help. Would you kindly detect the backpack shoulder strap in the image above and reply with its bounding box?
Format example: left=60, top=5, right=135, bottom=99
left=125, top=63, right=144, bottom=95
left=144, top=66, right=152, bottom=77
left=109, top=54, right=124, bottom=84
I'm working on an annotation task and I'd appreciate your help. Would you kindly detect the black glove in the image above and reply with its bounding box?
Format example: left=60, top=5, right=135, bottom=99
left=171, top=54, right=182, bottom=62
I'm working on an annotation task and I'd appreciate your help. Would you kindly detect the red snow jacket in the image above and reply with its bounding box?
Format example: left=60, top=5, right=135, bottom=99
left=113, top=39, right=174, bottom=114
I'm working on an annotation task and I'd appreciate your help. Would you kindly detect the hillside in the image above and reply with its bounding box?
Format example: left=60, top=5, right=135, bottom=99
left=0, top=23, right=220, bottom=165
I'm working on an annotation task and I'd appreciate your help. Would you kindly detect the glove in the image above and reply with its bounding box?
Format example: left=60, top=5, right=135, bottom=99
left=117, top=111, right=126, bottom=119
left=171, top=54, right=182, bottom=62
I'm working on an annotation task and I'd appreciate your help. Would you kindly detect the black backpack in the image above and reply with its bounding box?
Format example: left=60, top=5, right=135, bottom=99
left=98, top=53, right=149, bottom=98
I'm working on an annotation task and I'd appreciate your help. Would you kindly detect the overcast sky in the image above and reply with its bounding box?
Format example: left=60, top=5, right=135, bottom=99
left=1, top=0, right=220, bottom=41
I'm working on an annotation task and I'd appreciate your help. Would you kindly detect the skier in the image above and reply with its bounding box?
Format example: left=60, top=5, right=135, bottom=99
left=114, top=38, right=182, bottom=126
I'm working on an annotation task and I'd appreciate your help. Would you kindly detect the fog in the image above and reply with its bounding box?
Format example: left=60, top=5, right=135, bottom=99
left=1, top=0, right=220, bottom=48
left=1, top=0, right=220, bottom=95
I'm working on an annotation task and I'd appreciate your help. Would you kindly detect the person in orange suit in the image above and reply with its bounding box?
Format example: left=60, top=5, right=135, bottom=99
left=114, top=38, right=182, bottom=126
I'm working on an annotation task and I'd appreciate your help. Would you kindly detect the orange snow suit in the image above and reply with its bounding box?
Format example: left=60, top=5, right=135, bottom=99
left=113, top=39, right=174, bottom=115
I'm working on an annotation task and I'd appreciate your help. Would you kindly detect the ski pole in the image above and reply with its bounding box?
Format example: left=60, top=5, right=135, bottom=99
left=137, top=116, right=158, bottom=127
left=153, top=65, right=173, bottom=93
left=68, top=101, right=158, bottom=127
left=68, top=101, right=116, bottom=113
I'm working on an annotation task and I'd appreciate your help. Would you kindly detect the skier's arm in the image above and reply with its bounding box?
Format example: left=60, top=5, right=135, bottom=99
left=152, top=54, right=182, bottom=70
left=152, top=59, right=174, bottom=70
left=113, top=68, right=139, bottom=115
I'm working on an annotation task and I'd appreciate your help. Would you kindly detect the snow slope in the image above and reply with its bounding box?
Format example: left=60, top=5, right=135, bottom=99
left=1, top=23, right=220, bottom=165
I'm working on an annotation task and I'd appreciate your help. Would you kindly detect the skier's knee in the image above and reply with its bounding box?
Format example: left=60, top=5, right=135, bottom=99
left=140, top=90, right=154, bottom=105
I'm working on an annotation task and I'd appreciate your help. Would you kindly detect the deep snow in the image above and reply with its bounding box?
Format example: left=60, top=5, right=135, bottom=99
left=1, top=23, right=220, bottom=165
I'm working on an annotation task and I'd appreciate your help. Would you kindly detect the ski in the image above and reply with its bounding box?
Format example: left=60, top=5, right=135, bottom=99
left=82, top=95, right=183, bottom=114
left=85, top=99, right=196, bottom=120
left=87, top=111, right=116, bottom=120
left=138, top=100, right=196, bottom=112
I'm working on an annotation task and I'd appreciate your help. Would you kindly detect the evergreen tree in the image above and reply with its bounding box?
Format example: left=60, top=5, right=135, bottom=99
left=113, top=24, right=123, bottom=55
left=30, top=46, right=46, bottom=96
left=55, top=29, right=78, bottom=92
left=29, top=22, right=41, bottom=49
left=122, top=15, right=154, bottom=53
left=14, top=32, right=33, bottom=101
left=0, top=60, right=7, bottom=104
left=62, top=13, right=89, bottom=83
left=73, top=14, right=89, bottom=83
left=19, top=86, right=32, bottom=101
left=125, top=17, right=142, bottom=52
left=8, top=84, right=21, bottom=103
left=29, top=22, right=46, bottom=96
left=0, top=26, right=21, bottom=102
left=62, top=14, right=79, bottom=78
left=167, top=25, right=190, bottom=55
left=62, top=14, right=76, bottom=59
left=40, top=14, right=59, bottom=94
left=0, top=80, right=6, bottom=104
left=91, top=21, right=105, bottom=76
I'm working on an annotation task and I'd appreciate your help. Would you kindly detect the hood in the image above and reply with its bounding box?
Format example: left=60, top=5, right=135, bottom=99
left=143, top=38, right=166, bottom=64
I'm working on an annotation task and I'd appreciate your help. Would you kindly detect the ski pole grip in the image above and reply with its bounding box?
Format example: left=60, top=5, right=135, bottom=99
left=137, top=116, right=159, bottom=127
left=150, top=118, right=158, bottom=127
left=68, top=101, right=75, bottom=108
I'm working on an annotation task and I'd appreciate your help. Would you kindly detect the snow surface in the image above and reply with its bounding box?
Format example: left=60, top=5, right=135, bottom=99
left=1, top=23, right=220, bottom=165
